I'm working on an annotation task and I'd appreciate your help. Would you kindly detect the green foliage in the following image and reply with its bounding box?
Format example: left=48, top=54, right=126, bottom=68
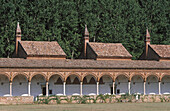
left=0, top=0, right=169, bottom=59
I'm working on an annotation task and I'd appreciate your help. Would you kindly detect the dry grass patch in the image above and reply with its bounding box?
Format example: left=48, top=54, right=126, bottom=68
left=0, top=103, right=170, bottom=111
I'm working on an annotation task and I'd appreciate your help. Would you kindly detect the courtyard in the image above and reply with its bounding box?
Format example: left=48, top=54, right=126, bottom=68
left=0, top=103, right=170, bottom=111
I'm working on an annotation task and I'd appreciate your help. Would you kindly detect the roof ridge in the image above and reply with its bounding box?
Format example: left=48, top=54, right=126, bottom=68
left=20, top=41, right=58, bottom=42
left=89, top=42, right=122, bottom=45
left=150, top=44, right=170, bottom=46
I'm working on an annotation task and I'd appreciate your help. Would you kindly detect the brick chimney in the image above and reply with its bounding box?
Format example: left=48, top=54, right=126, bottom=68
left=84, top=25, right=89, bottom=58
left=16, top=22, right=21, bottom=55
left=145, top=28, right=150, bottom=57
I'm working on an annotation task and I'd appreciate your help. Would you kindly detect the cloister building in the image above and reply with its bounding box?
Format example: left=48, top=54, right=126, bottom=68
left=0, top=23, right=169, bottom=97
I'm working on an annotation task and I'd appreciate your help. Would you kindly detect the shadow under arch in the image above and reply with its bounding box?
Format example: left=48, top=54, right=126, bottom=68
left=0, top=73, right=10, bottom=81
left=65, top=73, right=81, bottom=82
left=98, top=74, right=113, bottom=82
left=30, top=72, right=46, bottom=82
left=11, top=72, right=29, bottom=82
left=114, top=74, right=129, bottom=82
left=82, top=73, right=98, bottom=82
left=48, top=73, right=64, bottom=82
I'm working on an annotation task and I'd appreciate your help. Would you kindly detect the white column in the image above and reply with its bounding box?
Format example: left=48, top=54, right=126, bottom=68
left=97, top=82, right=99, bottom=95
left=63, top=81, right=66, bottom=95
left=159, top=81, right=161, bottom=95
left=128, top=81, right=131, bottom=95
left=113, top=81, right=115, bottom=95
left=28, top=81, right=31, bottom=96
left=46, top=81, right=48, bottom=96
left=10, top=82, right=12, bottom=96
left=144, top=81, right=146, bottom=95
left=80, top=81, right=83, bottom=96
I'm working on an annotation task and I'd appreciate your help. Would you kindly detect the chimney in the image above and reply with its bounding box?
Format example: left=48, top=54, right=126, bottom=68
left=16, top=22, right=21, bottom=55
left=84, top=25, right=89, bottom=58
left=145, top=28, right=150, bottom=57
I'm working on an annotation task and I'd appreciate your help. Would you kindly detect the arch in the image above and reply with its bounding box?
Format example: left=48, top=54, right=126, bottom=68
left=30, top=74, right=46, bottom=97
left=48, top=72, right=64, bottom=82
left=82, top=73, right=98, bottom=82
left=30, top=72, right=46, bottom=81
left=98, top=73, right=113, bottom=81
left=0, top=73, right=10, bottom=81
left=11, top=72, right=29, bottom=82
left=146, top=75, right=159, bottom=82
left=12, top=73, right=28, bottom=96
left=114, top=73, right=129, bottom=82
left=0, top=73, right=10, bottom=96
left=130, top=73, right=145, bottom=81
left=145, top=73, right=160, bottom=82
left=161, top=75, right=170, bottom=81
left=160, top=75, right=170, bottom=94
left=65, top=73, right=81, bottom=82
left=131, top=74, right=144, bottom=82
left=160, top=73, right=170, bottom=81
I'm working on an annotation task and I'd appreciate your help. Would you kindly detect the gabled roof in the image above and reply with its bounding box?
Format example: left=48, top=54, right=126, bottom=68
left=88, top=42, right=132, bottom=58
left=19, top=41, right=66, bottom=56
left=150, top=45, right=170, bottom=58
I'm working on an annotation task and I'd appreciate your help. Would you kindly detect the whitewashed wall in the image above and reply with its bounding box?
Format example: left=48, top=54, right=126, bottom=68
left=49, top=84, right=63, bottom=95
left=66, top=85, right=80, bottom=95
left=83, top=85, right=96, bottom=95
left=146, top=76, right=159, bottom=94
left=131, top=76, right=143, bottom=94
left=31, top=75, right=45, bottom=97
left=0, top=75, right=9, bottom=96
left=12, top=75, right=28, bottom=96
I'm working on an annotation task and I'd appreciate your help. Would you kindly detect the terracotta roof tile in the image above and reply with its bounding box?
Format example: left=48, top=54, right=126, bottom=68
left=150, top=45, right=170, bottom=58
left=19, top=41, right=66, bottom=56
left=88, top=42, right=132, bottom=58
left=0, top=58, right=169, bottom=69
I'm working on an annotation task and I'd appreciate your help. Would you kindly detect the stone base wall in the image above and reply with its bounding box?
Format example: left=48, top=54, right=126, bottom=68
left=37, top=95, right=170, bottom=104
left=0, top=96, right=34, bottom=104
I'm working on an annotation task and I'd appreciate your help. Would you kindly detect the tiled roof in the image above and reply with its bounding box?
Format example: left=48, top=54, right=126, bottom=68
left=150, top=45, right=170, bottom=58
left=88, top=42, right=132, bottom=58
left=0, top=58, right=169, bottom=69
left=19, top=41, right=66, bottom=56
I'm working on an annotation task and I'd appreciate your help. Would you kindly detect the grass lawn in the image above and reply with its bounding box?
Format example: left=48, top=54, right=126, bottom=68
left=0, top=103, right=170, bottom=111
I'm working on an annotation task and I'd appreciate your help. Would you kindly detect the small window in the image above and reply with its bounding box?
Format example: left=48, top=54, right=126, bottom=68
left=117, top=89, right=120, bottom=94
left=49, top=90, right=52, bottom=94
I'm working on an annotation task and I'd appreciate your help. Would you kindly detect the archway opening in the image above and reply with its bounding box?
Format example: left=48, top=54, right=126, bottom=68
left=31, top=74, right=46, bottom=97
left=12, top=74, right=28, bottom=96
left=115, top=75, right=128, bottom=95
left=99, top=75, right=113, bottom=95
left=131, top=75, right=143, bottom=94
left=49, top=74, right=63, bottom=95
left=66, top=75, right=80, bottom=95
left=0, top=74, right=10, bottom=96
left=83, top=75, right=97, bottom=95
left=161, top=75, right=170, bottom=94
left=146, top=75, right=159, bottom=94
